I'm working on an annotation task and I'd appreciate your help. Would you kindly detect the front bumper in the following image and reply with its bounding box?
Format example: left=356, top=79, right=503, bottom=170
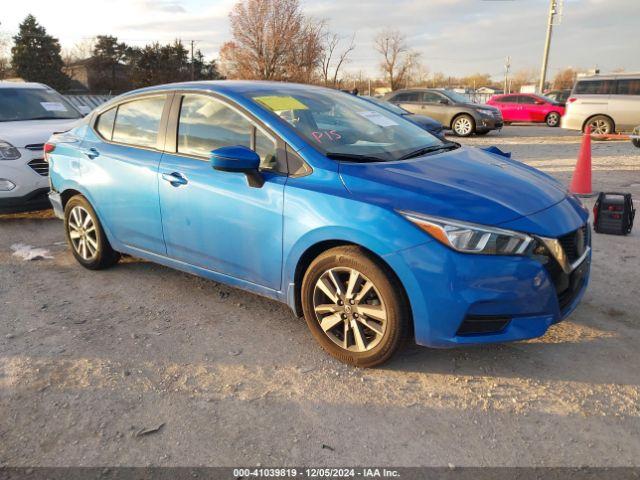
left=384, top=231, right=590, bottom=348
left=476, top=114, right=503, bottom=132
left=0, top=147, right=50, bottom=213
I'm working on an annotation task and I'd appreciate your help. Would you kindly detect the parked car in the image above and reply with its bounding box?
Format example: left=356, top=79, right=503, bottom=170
left=544, top=89, right=571, bottom=106
left=384, top=88, right=503, bottom=137
left=486, top=93, right=565, bottom=127
left=0, top=82, right=82, bottom=213
left=359, top=95, right=445, bottom=139
left=47, top=81, right=590, bottom=367
left=562, top=73, right=640, bottom=134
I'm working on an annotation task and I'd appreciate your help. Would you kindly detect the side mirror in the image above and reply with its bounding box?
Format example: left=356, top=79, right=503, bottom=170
left=210, top=145, right=264, bottom=188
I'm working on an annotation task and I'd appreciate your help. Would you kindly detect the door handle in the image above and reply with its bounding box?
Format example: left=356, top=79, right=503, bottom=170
left=83, top=147, right=100, bottom=159
left=161, top=172, right=188, bottom=187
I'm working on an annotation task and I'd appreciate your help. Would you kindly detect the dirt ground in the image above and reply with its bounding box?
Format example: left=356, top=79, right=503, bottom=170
left=1, top=125, right=639, bottom=467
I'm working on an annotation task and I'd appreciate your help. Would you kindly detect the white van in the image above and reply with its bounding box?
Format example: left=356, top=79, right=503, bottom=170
left=0, top=82, right=82, bottom=213
left=561, top=73, right=640, bottom=134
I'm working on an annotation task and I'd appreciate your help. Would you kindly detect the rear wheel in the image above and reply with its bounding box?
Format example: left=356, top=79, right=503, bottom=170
left=546, top=111, right=561, bottom=127
left=452, top=114, right=475, bottom=137
left=585, top=115, right=614, bottom=134
left=301, top=246, right=409, bottom=367
left=64, top=195, right=120, bottom=270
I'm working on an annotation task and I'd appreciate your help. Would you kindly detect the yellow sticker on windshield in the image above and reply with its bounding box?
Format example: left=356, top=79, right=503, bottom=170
left=253, top=95, right=308, bottom=111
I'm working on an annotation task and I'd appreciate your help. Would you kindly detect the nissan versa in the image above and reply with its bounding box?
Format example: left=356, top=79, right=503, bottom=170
left=47, top=81, right=591, bottom=367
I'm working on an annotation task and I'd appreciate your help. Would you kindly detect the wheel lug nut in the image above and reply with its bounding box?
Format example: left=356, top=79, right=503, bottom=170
left=349, top=299, right=355, bottom=305
left=341, top=314, right=347, bottom=319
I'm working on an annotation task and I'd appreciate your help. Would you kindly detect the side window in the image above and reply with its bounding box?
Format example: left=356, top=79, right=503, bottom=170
left=112, top=96, right=165, bottom=148
left=95, top=107, right=116, bottom=140
left=575, top=80, right=615, bottom=95
left=178, top=94, right=279, bottom=170
left=255, top=128, right=278, bottom=170
left=518, top=96, right=536, bottom=104
left=422, top=92, right=443, bottom=103
left=393, top=92, right=419, bottom=102
left=616, top=79, right=640, bottom=95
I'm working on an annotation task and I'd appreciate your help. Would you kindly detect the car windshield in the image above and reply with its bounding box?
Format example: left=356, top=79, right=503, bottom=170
left=537, top=94, right=557, bottom=103
left=245, top=87, right=444, bottom=162
left=440, top=90, right=472, bottom=104
left=0, top=88, right=82, bottom=122
left=361, top=96, right=409, bottom=115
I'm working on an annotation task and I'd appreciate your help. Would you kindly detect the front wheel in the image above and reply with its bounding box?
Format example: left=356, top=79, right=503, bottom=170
left=546, top=111, right=561, bottom=127
left=452, top=114, right=475, bottom=137
left=64, top=195, right=120, bottom=270
left=301, top=246, right=409, bottom=367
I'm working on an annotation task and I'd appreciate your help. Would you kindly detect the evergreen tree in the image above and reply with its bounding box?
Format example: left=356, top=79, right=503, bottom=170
left=11, top=14, right=69, bottom=90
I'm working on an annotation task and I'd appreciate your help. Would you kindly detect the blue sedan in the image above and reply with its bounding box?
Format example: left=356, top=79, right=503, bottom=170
left=47, top=81, right=590, bottom=367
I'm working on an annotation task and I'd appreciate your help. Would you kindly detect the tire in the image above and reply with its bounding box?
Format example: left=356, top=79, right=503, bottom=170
left=64, top=195, right=120, bottom=270
left=451, top=114, right=475, bottom=137
left=301, top=246, right=410, bottom=367
left=585, top=115, right=614, bottom=135
left=546, top=111, right=561, bottom=127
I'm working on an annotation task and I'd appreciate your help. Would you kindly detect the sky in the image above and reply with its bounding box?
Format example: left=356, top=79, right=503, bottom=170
left=1, top=0, right=638, bottom=81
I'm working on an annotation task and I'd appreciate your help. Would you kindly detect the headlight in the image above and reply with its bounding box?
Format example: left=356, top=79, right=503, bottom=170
left=0, top=141, right=21, bottom=160
left=400, top=211, right=533, bottom=255
left=477, top=108, right=496, bottom=116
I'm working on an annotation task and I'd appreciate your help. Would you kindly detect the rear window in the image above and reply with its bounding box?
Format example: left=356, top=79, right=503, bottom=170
left=391, top=92, right=420, bottom=102
left=574, top=80, right=616, bottom=95
left=616, top=79, right=640, bottom=95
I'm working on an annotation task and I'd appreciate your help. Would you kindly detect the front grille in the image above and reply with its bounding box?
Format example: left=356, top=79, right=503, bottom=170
left=27, top=158, right=49, bottom=176
left=558, top=225, right=589, bottom=263
left=456, top=315, right=511, bottom=336
left=25, top=143, right=44, bottom=151
left=540, top=223, right=590, bottom=313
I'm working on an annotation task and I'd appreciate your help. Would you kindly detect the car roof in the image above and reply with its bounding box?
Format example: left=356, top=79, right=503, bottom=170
left=118, top=80, right=338, bottom=99
left=0, top=81, right=50, bottom=89
left=576, top=73, right=640, bottom=81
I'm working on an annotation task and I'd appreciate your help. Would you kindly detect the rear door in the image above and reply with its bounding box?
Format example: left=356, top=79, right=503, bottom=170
left=610, top=78, right=640, bottom=130
left=495, top=95, right=519, bottom=122
left=157, top=92, right=286, bottom=289
left=81, top=94, right=170, bottom=254
left=388, top=91, right=422, bottom=114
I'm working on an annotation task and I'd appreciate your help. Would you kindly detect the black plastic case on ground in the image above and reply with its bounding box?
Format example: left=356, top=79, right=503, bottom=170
left=593, top=192, right=635, bottom=235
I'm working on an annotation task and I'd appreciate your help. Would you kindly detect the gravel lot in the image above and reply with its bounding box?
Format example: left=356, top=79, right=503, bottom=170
left=1, top=125, right=639, bottom=467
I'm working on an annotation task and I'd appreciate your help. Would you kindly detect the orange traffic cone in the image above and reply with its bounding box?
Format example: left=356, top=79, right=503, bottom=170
left=569, top=125, right=593, bottom=195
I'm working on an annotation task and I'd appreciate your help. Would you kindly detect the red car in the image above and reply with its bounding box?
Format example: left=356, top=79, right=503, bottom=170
left=486, top=93, right=565, bottom=127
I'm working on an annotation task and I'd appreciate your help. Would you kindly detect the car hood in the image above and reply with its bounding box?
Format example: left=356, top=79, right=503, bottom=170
left=339, top=146, right=568, bottom=226
left=0, top=119, right=80, bottom=148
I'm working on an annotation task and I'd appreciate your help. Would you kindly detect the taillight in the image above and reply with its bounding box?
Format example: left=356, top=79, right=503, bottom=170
left=43, top=143, right=55, bottom=162
left=568, top=97, right=577, bottom=103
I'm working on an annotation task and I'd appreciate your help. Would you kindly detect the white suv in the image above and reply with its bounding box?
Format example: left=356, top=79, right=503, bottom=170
left=561, top=73, right=640, bottom=134
left=0, top=82, right=82, bottom=213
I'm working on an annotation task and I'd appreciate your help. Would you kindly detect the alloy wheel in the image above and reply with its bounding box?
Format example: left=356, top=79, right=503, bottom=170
left=589, top=118, right=611, bottom=134
left=68, top=206, right=99, bottom=261
left=312, top=267, right=387, bottom=352
left=453, top=117, right=473, bottom=136
left=547, top=113, right=560, bottom=127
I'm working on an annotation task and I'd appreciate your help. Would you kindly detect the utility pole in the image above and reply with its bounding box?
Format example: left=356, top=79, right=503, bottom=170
left=504, top=56, right=511, bottom=94
left=190, top=40, right=195, bottom=81
left=538, top=0, right=561, bottom=93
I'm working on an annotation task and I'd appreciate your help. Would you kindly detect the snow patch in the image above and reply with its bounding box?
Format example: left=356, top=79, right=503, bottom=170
left=11, top=243, right=54, bottom=261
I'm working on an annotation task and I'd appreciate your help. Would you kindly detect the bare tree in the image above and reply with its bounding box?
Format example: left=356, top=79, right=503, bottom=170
left=552, top=67, right=577, bottom=90
left=374, top=29, right=419, bottom=91
left=221, top=0, right=325, bottom=82
left=0, top=32, right=10, bottom=79
left=320, top=31, right=355, bottom=87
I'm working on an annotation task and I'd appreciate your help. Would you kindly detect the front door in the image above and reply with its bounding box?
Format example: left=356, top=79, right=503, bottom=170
left=158, top=93, right=285, bottom=290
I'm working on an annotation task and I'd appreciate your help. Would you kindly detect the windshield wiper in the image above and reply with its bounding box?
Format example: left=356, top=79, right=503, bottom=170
left=399, top=142, right=460, bottom=160
left=326, top=152, right=387, bottom=163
